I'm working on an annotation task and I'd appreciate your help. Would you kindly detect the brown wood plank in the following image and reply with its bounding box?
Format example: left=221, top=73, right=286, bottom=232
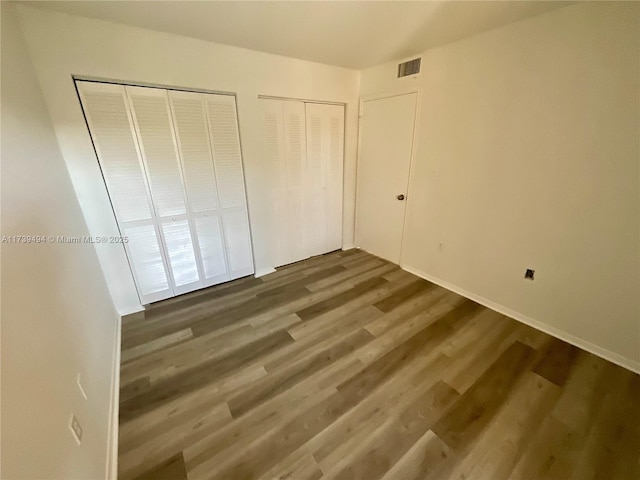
left=335, top=301, right=472, bottom=401
left=119, top=329, right=294, bottom=423
left=431, top=341, right=536, bottom=450
left=130, top=452, right=188, bottom=480
left=227, top=328, right=375, bottom=418
left=330, top=381, right=459, bottom=480
left=296, top=276, right=388, bottom=321
left=373, top=278, right=433, bottom=313
left=533, top=337, right=580, bottom=386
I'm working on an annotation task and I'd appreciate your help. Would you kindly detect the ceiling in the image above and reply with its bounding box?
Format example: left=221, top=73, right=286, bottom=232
left=22, top=1, right=573, bottom=69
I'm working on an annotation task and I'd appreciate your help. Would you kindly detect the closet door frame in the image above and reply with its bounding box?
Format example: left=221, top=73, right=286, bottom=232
left=355, top=87, right=422, bottom=266
left=258, top=95, right=346, bottom=267
left=76, top=77, right=255, bottom=304
left=76, top=81, right=174, bottom=304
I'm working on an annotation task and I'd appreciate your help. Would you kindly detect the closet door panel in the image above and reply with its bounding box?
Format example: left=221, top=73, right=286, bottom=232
left=305, top=103, right=345, bottom=254
left=77, top=83, right=154, bottom=223
left=206, top=95, right=247, bottom=209
left=123, top=222, right=171, bottom=299
left=126, top=86, right=187, bottom=217
left=326, top=105, right=345, bottom=251
left=161, top=218, right=200, bottom=290
left=169, top=91, right=219, bottom=213
left=194, top=214, right=228, bottom=281
left=283, top=100, right=308, bottom=263
left=77, top=81, right=173, bottom=304
left=223, top=209, right=253, bottom=276
left=304, top=108, right=327, bottom=257
left=260, top=99, right=290, bottom=267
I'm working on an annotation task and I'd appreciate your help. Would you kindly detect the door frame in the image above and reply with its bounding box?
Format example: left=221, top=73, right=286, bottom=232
left=354, top=86, right=422, bottom=267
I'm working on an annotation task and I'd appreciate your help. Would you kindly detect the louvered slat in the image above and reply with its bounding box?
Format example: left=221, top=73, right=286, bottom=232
left=305, top=103, right=344, bottom=253
left=304, top=109, right=327, bottom=257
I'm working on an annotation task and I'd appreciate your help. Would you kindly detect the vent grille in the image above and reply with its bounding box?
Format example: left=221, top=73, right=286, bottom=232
left=397, top=58, right=421, bottom=78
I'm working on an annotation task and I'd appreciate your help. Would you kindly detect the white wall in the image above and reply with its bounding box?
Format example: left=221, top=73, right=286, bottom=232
left=360, top=2, right=640, bottom=371
left=15, top=5, right=361, bottom=314
left=1, top=3, right=121, bottom=478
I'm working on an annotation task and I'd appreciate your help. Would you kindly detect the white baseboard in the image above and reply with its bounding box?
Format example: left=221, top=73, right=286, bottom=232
left=342, top=244, right=357, bottom=251
left=105, top=314, right=121, bottom=480
left=402, top=265, right=640, bottom=375
left=254, top=267, right=276, bottom=278
left=118, top=304, right=144, bottom=316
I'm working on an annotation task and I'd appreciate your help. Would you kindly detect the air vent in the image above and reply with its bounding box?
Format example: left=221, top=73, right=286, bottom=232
left=397, top=58, right=421, bottom=78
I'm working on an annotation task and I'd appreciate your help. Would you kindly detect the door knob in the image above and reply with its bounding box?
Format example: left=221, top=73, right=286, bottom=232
left=397, top=194, right=405, bottom=201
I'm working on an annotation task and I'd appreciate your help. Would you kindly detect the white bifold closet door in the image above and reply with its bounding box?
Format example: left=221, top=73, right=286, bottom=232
left=77, top=81, right=253, bottom=304
left=261, top=98, right=344, bottom=267
left=305, top=103, right=344, bottom=256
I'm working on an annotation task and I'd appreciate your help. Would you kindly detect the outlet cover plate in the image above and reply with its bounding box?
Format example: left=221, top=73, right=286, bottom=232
left=69, top=414, right=83, bottom=445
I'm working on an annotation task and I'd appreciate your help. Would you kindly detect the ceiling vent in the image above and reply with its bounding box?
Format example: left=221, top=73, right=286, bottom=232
left=397, top=57, right=421, bottom=78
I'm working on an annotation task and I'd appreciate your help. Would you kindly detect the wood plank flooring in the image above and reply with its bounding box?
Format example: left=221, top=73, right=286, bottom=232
left=119, top=249, right=640, bottom=480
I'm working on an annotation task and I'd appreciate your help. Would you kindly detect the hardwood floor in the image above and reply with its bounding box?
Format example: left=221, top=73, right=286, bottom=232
left=119, top=249, right=640, bottom=480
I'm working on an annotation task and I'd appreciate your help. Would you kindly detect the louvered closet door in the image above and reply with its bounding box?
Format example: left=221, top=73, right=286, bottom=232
left=260, top=99, right=290, bottom=267
left=205, top=94, right=254, bottom=278
left=282, top=100, right=309, bottom=264
left=168, top=90, right=230, bottom=286
left=305, top=103, right=345, bottom=256
left=125, top=86, right=203, bottom=295
left=77, top=81, right=173, bottom=304
left=260, top=98, right=307, bottom=267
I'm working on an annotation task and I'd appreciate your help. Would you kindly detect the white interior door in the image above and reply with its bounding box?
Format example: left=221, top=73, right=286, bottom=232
left=77, top=81, right=173, bottom=304
left=355, top=92, right=417, bottom=264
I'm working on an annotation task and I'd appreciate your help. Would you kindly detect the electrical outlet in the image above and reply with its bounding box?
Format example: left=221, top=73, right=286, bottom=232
left=524, top=269, right=535, bottom=280
left=69, top=414, right=83, bottom=445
